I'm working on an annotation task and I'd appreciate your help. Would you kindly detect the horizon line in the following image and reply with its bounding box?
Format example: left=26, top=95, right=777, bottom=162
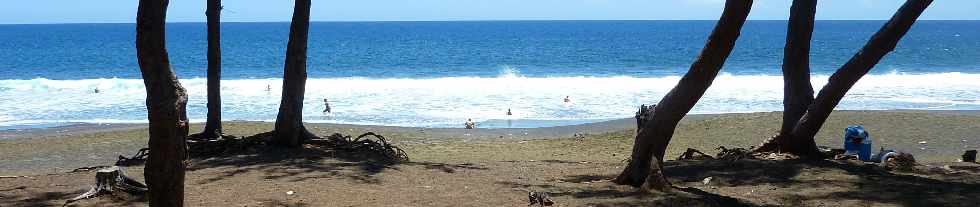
left=2, top=19, right=979, bottom=25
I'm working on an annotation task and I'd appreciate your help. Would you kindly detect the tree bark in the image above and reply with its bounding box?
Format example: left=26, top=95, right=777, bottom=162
left=136, top=0, right=188, bottom=206
left=614, top=0, right=753, bottom=188
left=756, top=0, right=818, bottom=153
left=779, top=0, right=817, bottom=137
left=783, top=0, right=932, bottom=158
left=272, top=0, right=315, bottom=147
left=199, top=0, right=223, bottom=139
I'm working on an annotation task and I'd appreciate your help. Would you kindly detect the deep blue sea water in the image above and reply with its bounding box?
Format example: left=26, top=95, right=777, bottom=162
left=1, top=21, right=978, bottom=129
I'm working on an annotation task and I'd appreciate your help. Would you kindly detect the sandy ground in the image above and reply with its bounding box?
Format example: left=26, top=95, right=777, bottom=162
left=1, top=110, right=979, bottom=206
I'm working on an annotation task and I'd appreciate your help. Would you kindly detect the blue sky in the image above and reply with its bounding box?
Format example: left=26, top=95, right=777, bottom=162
left=2, top=0, right=978, bottom=24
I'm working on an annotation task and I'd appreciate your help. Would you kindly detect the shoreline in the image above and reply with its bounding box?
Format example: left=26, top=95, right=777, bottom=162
left=1, top=110, right=978, bottom=176
left=3, top=109, right=978, bottom=141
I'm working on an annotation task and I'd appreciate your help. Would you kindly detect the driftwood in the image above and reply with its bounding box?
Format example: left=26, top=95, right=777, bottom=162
left=63, top=166, right=147, bottom=206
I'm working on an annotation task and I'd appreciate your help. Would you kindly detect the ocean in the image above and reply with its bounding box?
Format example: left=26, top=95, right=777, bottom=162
left=0, top=21, right=978, bottom=129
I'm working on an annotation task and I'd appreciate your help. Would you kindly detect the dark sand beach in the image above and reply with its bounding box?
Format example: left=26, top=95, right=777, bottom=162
left=2, top=110, right=979, bottom=206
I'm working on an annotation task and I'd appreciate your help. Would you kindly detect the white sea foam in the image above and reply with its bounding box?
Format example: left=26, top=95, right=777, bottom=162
left=1, top=72, right=978, bottom=128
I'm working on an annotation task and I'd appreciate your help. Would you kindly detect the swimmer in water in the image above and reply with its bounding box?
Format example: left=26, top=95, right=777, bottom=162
left=464, top=119, right=476, bottom=129
left=322, top=98, right=332, bottom=113
left=563, top=96, right=570, bottom=103
left=506, top=108, right=512, bottom=116
left=94, top=87, right=100, bottom=93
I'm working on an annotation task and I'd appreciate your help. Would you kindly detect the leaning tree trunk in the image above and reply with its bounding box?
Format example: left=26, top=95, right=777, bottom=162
left=136, top=0, right=189, bottom=206
left=782, top=0, right=932, bottom=158
left=272, top=0, right=315, bottom=148
left=197, top=0, right=223, bottom=139
left=756, top=0, right=817, bottom=153
left=614, top=0, right=753, bottom=190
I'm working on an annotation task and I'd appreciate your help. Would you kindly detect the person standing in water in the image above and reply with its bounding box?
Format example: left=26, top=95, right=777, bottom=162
left=323, top=98, right=332, bottom=113
left=506, top=108, right=512, bottom=116
left=94, top=87, right=100, bottom=94
left=563, top=96, right=570, bottom=103
left=464, top=119, right=476, bottom=129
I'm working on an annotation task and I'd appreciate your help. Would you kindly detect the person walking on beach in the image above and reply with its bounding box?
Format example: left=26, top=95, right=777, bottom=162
left=323, top=98, right=332, bottom=113
left=464, top=119, right=476, bottom=129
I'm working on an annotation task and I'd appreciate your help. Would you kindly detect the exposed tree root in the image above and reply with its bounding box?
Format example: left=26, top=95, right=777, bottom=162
left=753, top=134, right=781, bottom=153
left=882, top=152, right=917, bottom=172
left=63, top=166, right=147, bottom=206
left=309, top=132, right=410, bottom=162
left=677, top=148, right=714, bottom=160
left=640, top=156, right=671, bottom=192
left=115, top=148, right=149, bottom=166
left=188, top=132, right=265, bottom=158
left=187, top=132, right=236, bottom=142
left=715, top=146, right=753, bottom=161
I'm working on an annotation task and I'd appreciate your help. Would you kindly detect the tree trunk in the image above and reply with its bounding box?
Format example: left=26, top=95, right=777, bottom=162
left=783, top=0, right=932, bottom=158
left=272, top=0, right=314, bottom=148
left=614, top=0, right=753, bottom=188
left=198, top=0, right=223, bottom=139
left=756, top=0, right=817, bottom=153
left=136, top=0, right=188, bottom=206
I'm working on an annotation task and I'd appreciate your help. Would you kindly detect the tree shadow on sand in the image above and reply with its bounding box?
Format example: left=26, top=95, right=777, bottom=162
left=188, top=131, right=488, bottom=185
left=579, top=158, right=980, bottom=207
left=497, top=180, right=762, bottom=207
left=0, top=188, right=146, bottom=207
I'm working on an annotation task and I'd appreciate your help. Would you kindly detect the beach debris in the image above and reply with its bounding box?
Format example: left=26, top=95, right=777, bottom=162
left=962, top=150, right=977, bottom=163
left=310, top=132, right=409, bottom=162
left=678, top=148, right=714, bottom=160
left=918, top=141, right=928, bottom=144
left=115, top=148, right=149, bottom=166
left=63, top=166, right=147, bottom=206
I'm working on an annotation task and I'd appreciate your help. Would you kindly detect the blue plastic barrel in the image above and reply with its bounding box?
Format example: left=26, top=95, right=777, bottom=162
left=843, top=125, right=872, bottom=161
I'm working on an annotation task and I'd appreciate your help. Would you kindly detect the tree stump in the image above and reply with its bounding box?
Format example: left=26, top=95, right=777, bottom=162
left=63, top=166, right=147, bottom=206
